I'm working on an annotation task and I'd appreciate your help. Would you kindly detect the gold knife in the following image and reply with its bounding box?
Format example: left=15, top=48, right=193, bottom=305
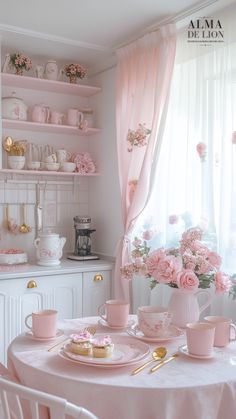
left=149, top=353, right=179, bottom=373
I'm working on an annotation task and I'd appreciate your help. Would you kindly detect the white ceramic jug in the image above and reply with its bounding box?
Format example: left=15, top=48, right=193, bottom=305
left=44, top=60, right=63, bottom=81
left=34, top=233, right=66, bottom=266
left=168, top=288, right=212, bottom=328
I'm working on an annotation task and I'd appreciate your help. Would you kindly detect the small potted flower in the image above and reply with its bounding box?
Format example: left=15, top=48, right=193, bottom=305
left=64, top=63, right=87, bottom=84
left=10, top=52, right=32, bottom=76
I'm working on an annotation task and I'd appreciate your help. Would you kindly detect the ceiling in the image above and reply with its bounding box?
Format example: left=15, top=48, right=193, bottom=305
left=0, top=0, right=232, bottom=74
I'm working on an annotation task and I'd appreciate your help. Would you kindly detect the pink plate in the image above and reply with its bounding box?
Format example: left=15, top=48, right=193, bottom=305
left=178, top=345, right=215, bottom=359
left=126, top=324, right=184, bottom=343
left=59, top=335, right=150, bottom=368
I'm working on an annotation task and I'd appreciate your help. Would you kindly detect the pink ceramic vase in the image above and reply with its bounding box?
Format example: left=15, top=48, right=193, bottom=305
left=168, top=288, right=212, bottom=328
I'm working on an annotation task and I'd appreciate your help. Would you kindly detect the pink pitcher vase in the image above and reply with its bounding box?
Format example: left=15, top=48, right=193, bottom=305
left=168, top=288, right=212, bottom=328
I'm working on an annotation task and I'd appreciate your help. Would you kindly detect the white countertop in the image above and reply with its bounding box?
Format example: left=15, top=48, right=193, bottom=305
left=0, top=258, right=113, bottom=280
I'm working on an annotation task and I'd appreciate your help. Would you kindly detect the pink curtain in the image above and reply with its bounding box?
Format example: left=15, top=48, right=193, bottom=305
left=114, top=25, right=176, bottom=301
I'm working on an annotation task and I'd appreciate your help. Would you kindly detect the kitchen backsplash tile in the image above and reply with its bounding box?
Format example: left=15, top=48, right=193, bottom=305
left=0, top=180, right=87, bottom=261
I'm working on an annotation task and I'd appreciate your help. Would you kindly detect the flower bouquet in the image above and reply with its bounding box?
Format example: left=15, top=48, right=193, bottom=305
left=127, top=123, right=151, bottom=152
left=121, top=227, right=232, bottom=295
left=70, top=152, right=96, bottom=174
left=10, top=53, right=32, bottom=75
left=64, top=63, right=87, bottom=83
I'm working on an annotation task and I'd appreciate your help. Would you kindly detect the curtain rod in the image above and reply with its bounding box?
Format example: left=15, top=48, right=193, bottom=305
left=115, top=0, right=220, bottom=50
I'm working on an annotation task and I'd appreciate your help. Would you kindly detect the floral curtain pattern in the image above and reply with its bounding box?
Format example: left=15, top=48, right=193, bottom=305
left=114, top=25, right=177, bottom=300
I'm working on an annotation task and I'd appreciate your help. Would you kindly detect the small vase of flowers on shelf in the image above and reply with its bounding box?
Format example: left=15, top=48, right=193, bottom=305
left=64, top=63, right=87, bottom=84
left=10, top=52, right=32, bottom=75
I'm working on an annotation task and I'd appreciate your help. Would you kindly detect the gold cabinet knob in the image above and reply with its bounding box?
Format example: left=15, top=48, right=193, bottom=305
left=93, top=274, right=103, bottom=282
left=27, top=280, right=38, bottom=289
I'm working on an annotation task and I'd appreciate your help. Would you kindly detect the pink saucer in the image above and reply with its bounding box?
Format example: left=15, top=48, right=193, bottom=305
left=25, top=329, right=64, bottom=341
left=127, top=324, right=184, bottom=342
left=178, top=345, right=215, bottom=359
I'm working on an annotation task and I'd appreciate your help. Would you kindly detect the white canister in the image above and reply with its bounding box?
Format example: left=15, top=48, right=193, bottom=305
left=2, top=93, right=28, bottom=121
left=34, top=233, right=66, bottom=266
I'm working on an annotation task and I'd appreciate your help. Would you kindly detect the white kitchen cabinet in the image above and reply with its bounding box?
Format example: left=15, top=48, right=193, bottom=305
left=0, top=273, right=83, bottom=363
left=0, top=261, right=112, bottom=364
left=82, top=270, right=111, bottom=316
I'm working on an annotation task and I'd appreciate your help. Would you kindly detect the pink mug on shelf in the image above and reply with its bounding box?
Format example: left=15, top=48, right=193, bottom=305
left=56, top=149, right=72, bottom=163
left=25, top=309, right=58, bottom=338
left=67, top=108, right=84, bottom=127
left=31, top=104, right=50, bottom=123
left=204, top=316, right=236, bottom=347
left=98, top=300, right=130, bottom=327
left=186, top=322, right=216, bottom=356
left=50, top=111, right=64, bottom=125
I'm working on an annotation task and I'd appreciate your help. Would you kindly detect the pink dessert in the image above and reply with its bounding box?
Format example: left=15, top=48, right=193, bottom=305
left=92, top=335, right=114, bottom=358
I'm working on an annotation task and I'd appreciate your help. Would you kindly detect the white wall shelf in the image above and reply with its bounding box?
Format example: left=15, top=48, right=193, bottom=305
left=2, top=119, right=101, bottom=135
left=1, top=73, right=102, bottom=97
left=0, top=168, right=100, bottom=177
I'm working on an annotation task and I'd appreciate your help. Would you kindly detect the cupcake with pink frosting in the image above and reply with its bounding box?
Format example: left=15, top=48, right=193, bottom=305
left=69, top=331, right=92, bottom=356
left=92, top=335, right=114, bottom=358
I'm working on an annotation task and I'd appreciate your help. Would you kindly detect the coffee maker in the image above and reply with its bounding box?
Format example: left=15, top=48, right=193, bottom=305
left=67, top=215, right=99, bottom=261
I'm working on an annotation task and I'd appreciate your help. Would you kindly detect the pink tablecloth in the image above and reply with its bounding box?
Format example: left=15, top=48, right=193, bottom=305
left=7, top=316, right=236, bottom=419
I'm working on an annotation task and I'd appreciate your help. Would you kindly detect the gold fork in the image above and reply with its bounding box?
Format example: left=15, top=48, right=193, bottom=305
left=47, top=326, right=96, bottom=352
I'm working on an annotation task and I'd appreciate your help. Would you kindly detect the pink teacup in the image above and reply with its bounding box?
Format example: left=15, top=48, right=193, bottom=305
left=25, top=309, right=58, bottom=338
left=204, top=316, right=236, bottom=347
left=186, top=322, right=215, bottom=356
left=50, top=111, right=64, bottom=125
left=137, top=306, right=173, bottom=337
left=98, top=300, right=129, bottom=327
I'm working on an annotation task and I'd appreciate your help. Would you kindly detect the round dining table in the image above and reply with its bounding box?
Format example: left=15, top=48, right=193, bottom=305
left=7, top=316, right=236, bottom=419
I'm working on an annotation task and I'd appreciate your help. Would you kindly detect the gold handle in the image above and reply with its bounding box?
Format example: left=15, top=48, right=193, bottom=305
left=94, top=274, right=103, bottom=282
left=27, top=280, right=38, bottom=289
left=149, top=354, right=179, bottom=373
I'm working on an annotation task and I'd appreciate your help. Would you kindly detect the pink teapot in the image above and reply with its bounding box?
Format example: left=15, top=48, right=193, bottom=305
left=31, top=104, right=50, bottom=123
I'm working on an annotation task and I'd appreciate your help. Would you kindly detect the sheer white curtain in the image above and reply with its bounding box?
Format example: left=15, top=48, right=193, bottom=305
left=132, top=4, right=236, bottom=320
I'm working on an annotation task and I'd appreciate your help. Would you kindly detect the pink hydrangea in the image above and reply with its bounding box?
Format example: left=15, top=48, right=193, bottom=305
left=71, top=152, right=96, bottom=174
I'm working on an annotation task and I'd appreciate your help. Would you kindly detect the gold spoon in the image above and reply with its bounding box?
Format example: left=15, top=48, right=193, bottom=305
left=3, top=136, right=13, bottom=153
left=19, top=204, right=30, bottom=233
left=131, top=347, right=167, bottom=375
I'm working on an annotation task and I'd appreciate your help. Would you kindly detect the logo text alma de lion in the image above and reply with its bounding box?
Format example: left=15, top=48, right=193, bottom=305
left=188, top=19, right=224, bottom=39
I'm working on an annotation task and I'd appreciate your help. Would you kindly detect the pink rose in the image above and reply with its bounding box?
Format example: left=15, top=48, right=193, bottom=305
left=190, top=241, right=209, bottom=256
left=232, top=132, right=236, bottom=144
left=177, top=269, right=199, bottom=291
left=169, top=214, right=178, bottom=225
left=145, top=249, right=166, bottom=276
left=196, top=142, right=207, bottom=158
left=142, top=230, right=154, bottom=241
left=207, top=251, right=222, bottom=270
left=156, top=256, right=181, bottom=283
left=214, top=272, right=231, bottom=294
